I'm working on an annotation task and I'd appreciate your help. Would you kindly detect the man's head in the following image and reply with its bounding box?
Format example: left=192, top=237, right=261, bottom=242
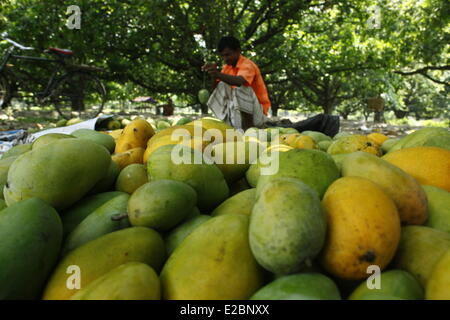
left=218, top=36, right=241, bottom=66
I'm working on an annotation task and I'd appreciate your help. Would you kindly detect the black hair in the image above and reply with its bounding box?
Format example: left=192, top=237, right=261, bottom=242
left=217, top=36, right=241, bottom=52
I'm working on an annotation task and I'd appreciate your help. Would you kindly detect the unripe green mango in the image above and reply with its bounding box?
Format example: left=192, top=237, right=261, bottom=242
left=71, top=129, right=116, bottom=153
left=250, top=273, right=341, bottom=300
left=4, top=138, right=111, bottom=210
left=160, top=214, right=264, bottom=300
left=255, top=149, right=340, bottom=199
left=31, top=133, right=75, bottom=150
left=88, top=160, right=120, bottom=195
left=422, top=185, right=450, bottom=233
left=70, top=262, right=161, bottom=300
left=394, top=226, right=450, bottom=287
left=128, top=180, right=197, bottom=231
left=211, top=188, right=256, bottom=217
left=61, top=191, right=126, bottom=237
left=165, top=215, right=212, bottom=256
left=115, top=163, right=148, bottom=194
left=43, top=227, right=166, bottom=300
left=0, top=198, right=62, bottom=299
left=0, top=156, right=17, bottom=200
left=1, top=143, right=31, bottom=159
left=0, top=199, right=6, bottom=210
left=62, top=193, right=130, bottom=255
left=250, top=177, right=327, bottom=275
left=389, top=127, right=449, bottom=153
left=348, top=269, right=423, bottom=300
left=147, top=145, right=229, bottom=212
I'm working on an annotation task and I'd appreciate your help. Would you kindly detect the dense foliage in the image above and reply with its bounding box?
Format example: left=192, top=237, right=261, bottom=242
left=0, top=0, right=448, bottom=119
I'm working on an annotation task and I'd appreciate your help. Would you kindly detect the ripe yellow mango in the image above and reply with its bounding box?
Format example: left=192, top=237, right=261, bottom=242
left=115, top=119, right=155, bottom=153
left=383, top=146, right=450, bottom=192
left=342, top=151, right=428, bottom=225
left=160, top=214, right=264, bottom=299
left=320, top=176, right=401, bottom=280
left=70, top=262, right=160, bottom=300
left=111, top=147, right=145, bottom=170
left=42, top=227, right=166, bottom=300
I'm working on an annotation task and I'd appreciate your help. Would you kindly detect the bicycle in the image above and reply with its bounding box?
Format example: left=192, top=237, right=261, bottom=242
left=0, top=32, right=107, bottom=119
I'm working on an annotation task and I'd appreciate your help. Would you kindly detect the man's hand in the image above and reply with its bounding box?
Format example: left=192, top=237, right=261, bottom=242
left=202, top=63, right=220, bottom=78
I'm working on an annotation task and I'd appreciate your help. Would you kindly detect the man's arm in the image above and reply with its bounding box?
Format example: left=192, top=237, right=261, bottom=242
left=215, top=73, right=246, bottom=87
left=202, top=63, right=246, bottom=87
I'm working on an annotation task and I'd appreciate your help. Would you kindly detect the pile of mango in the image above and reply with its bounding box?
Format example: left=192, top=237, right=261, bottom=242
left=0, top=117, right=449, bottom=300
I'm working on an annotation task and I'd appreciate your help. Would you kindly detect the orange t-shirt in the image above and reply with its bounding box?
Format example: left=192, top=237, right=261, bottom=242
left=221, top=55, right=271, bottom=115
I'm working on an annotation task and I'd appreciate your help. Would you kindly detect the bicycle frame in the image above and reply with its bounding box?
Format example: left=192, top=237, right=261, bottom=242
left=0, top=45, right=67, bottom=98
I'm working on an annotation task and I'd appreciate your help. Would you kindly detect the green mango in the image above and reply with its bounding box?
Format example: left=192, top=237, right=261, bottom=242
left=333, top=132, right=351, bottom=140
left=128, top=180, right=197, bottom=231
left=250, top=273, right=341, bottom=300
left=176, top=117, right=193, bottom=126
left=61, top=191, right=126, bottom=237
left=318, top=140, right=332, bottom=152
left=389, top=127, right=449, bottom=152
left=348, top=269, right=423, bottom=300
left=43, top=227, right=166, bottom=300
left=5, top=138, right=111, bottom=210
left=255, top=149, right=340, bottom=199
left=394, top=226, right=450, bottom=287
left=0, top=156, right=18, bottom=200
left=381, top=138, right=400, bottom=153
left=302, top=131, right=332, bottom=143
left=0, top=199, right=6, bottom=211
left=211, top=188, right=256, bottom=217
left=71, top=129, right=116, bottom=153
left=250, top=177, right=327, bottom=274
left=229, top=177, right=251, bottom=196
left=1, top=144, right=31, bottom=159
left=62, top=193, right=130, bottom=255
left=165, top=215, right=212, bottom=256
left=147, top=144, right=229, bottom=212
left=31, top=133, right=75, bottom=150
left=70, top=262, right=160, bottom=300
left=183, top=206, right=202, bottom=220
left=423, top=185, right=450, bottom=233
left=89, top=160, right=120, bottom=195
left=115, top=163, right=148, bottom=194
left=0, top=198, right=62, bottom=299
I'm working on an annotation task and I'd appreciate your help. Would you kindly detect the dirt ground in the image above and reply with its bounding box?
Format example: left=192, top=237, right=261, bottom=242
left=0, top=108, right=438, bottom=139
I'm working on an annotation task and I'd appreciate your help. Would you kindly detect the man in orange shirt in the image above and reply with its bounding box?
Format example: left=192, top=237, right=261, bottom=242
left=202, top=36, right=270, bottom=130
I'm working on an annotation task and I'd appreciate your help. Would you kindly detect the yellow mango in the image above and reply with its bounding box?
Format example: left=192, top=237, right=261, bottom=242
left=383, top=146, right=450, bottom=192
left=111, top=147, right=145, bottom=170
left=114, top=119, right=155, bottom=153
left=42, top=227, right=166, bottom=300
left=70, top=262, right=160, bottom=300
left=293, top=135, right=317, bottom=149
left=341, top=152, right=428, bottom=225
left=367, top=132, right=389, bottom=146
left=320, top=176, right=401, bottom=280
left=160, top=214, right=264, bottom=299
left=106, top=129, right=123, bottom=141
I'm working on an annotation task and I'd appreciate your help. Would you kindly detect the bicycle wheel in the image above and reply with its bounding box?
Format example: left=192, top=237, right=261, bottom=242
left=50, top=72, right=106, bottom=119
left=0, top=73, right=12, bottom=109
